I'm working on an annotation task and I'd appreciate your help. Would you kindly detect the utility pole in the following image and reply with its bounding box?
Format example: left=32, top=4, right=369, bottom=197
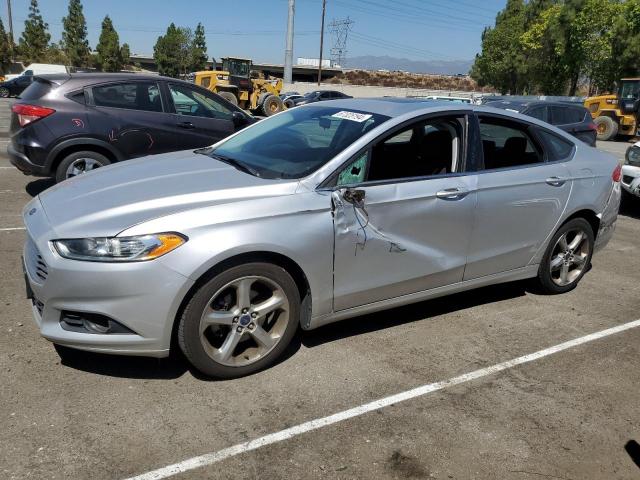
left=283, top=0, right=295, bottom=85
left=317, top=0, right=326, bottom=86
left=6, top=0, right=13, bottom=44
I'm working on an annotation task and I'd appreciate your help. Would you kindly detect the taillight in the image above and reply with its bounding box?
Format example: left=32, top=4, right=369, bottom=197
left=12, top=104, right=55, bottom=127
left=612, top=164, right=622, bottom=182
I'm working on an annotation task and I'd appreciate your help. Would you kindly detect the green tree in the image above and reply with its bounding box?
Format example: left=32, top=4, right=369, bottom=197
left=470, top=0, right=528, bottom=94
left=190, top=23, right=208, bottom=71
left=96, top=15, right=122, bottom=72
left=18, top=0, right=51, bottom=63
left=0, top=19, right=12, bottom=74
left=61, top=0, right=90, bottom=67
left=612, top=0, right=640, bottom=82
left=120, top=43, right=131, bottom=67
left=154, top=23, right=192, bottom=77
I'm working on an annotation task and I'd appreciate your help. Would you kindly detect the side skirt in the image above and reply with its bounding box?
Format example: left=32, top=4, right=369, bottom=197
left=306, top=265, right=539, bottom=330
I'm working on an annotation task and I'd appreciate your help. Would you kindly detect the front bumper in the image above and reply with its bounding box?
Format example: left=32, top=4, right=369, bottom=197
left=23, top=199, right=194, bottom=357
left=621, top=164, right=640, bottom=198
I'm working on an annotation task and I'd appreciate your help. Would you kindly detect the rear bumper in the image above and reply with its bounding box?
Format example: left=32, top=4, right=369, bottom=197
left=8, top=142, right=47, bottom=176
left=594, top=182, right=621, bottom=253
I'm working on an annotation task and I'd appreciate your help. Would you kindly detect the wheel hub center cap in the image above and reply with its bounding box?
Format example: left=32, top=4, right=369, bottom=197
left=239, top=314, right=251, bottom=326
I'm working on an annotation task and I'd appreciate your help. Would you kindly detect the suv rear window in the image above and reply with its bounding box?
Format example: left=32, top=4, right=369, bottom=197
left=92, top=82, right=163, bottom=112
left=20, top=79, right=53, bottom=101
left=550, top=106, right=586, bottom=125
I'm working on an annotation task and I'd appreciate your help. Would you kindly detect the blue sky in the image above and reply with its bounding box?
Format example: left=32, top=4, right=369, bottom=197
left=4, top=0, right=507, bottom=63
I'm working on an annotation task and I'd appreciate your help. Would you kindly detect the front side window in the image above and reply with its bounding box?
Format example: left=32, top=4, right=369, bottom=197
left=479, top=117, right=542, bottom=170
left=211, top=106, right=389, bottom=179
left=92, top=82, right=162, bottom=112
left=169, top=84, right=233, bottom=120
left=335, top=116, right=465, bottom=186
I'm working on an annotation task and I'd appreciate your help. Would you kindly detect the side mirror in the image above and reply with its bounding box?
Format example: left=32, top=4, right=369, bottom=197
left=342, top=188, right=366, bottom=205
left=232, top=111, right=249, bottom=128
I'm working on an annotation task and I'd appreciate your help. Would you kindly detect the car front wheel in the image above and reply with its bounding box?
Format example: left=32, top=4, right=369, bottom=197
left=178, top=263, right=300, bottom=378
left=535, top=218, right=594, bottom=294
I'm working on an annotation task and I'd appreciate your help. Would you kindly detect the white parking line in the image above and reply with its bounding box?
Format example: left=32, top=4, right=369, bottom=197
left=123, top=318, right=640, bottom=480
left=0, top=227, right=25, bottom=231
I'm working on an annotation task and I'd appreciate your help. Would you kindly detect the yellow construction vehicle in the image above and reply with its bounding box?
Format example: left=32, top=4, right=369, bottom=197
left=584, top=78, right=640, bottom=141
left=193, top=57, right=285, bottom=116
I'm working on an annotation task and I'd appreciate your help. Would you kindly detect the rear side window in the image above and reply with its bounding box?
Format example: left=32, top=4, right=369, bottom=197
left=550, top=106, right=586, bottom=125
left=19, top=79, right=52, bottom=100
left=536, top=129, right=575, bottom=161
left=478, top=117, right=543, bottom=170
left=66, top=90, right=86, bottom=104
left=92, top=82, right=163, bottom=112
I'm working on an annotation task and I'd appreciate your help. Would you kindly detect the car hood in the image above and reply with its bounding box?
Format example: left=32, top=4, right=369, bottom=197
left=38, top=150, right=299, bottom=238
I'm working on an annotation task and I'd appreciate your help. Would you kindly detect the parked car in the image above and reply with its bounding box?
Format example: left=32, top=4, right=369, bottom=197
left=422, top=95, right=471, bottom=104
left=290, top=90, right=353, bottom=106
left=280, top=92, right=304, bottom=108
left=623, top=141, right=640, bottom=199
left=0, top=75, right=35, bottom=98
left=4, top=63, right=69, bottom=81
left=487, top=100, right=597, bottom=146
left=22, top=99, right=621, bottom=378
left=8, top=73, right=255, bottom=182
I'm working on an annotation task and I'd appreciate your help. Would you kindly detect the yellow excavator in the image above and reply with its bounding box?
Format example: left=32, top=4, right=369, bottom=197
left=584, top=78, right=640, bottom=141
left=192, top=57, right=285, bottom=116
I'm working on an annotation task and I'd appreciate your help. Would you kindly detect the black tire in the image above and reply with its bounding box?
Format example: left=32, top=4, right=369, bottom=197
left=594, top=116, right=618, bottom=141
left=534, top=218, right=595, bottom=294
left=0, top=87, right=9, bottom=98
left=178, top=262, right=300, bottom=379
left=55, top=150, right=111, bottom=183
left=261, top=95, right=285, bottom=116
left=218, top=91, right=238, bottom=106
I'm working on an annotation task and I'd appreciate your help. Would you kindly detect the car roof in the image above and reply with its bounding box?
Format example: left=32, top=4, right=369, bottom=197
left=35, top=72, right=182, bottom=85
left=311, top=97, right=473, bottom=116
left=487, top=99, right=588, bottom=110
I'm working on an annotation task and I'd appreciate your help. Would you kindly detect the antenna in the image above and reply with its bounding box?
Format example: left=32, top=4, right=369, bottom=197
left=329, top=17, right=354, bottom=68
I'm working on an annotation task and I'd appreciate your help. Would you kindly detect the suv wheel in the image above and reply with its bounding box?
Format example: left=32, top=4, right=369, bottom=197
left=55, top=151, right=111, bottom=183
left=178, top=262, right=300, bottom=378
left=0, top=87, right=9, bottom=98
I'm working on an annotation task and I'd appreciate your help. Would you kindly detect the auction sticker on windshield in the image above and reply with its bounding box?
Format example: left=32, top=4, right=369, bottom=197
left=332, top=111, right=373, bottom=122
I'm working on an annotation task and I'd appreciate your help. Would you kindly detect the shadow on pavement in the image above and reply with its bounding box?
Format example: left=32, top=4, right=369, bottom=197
left=302, top=280, right=528, bottom=348
left=25, top=178, right=55, bottom=197
left=620, top=193, right=640, bottom=220
left=625, top=440, right=640, bottom=470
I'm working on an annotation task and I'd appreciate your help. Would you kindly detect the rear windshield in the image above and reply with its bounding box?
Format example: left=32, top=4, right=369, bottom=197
left=20, top=79, right=53, bottom=100
left=211, top=106, right=390, bottom=179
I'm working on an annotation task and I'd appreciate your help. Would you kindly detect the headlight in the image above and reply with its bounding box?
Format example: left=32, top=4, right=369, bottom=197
left=52, top=233, right=186, bottom=262
left=625, top=146, right=640, bottom=167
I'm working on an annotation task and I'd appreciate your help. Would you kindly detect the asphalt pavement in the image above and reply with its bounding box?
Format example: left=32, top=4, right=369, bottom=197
left=1, top=98, right=639, bottom=480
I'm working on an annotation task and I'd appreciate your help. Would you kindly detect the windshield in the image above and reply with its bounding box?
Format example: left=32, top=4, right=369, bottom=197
left=621, top=80, right=640, bottom=99
left=211, top=106, right=390, bottom=179
left=224, top=59, right=250, bottom=77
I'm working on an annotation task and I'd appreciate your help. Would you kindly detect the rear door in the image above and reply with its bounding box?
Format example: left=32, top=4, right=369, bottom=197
left=88, top=80, right=177, bottom=158
left=166, top=83, right=236, bottom=148
left=464, top=113, right=572, bottom=280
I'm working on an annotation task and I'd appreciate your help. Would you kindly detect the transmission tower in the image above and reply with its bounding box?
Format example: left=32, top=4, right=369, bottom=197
left=329, top=17, right=354, bottom=68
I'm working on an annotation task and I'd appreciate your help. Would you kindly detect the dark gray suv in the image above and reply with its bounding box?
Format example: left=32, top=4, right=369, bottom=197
left=8, top=73, right=254, bottom=182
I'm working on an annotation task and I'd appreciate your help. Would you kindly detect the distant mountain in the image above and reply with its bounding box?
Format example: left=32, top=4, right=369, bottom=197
left=343, top=55, right=473, bottom=75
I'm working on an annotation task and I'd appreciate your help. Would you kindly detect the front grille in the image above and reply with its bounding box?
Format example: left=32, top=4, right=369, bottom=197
left=26, top=238, right=48, bottom=282
left=622, top=175, right=634, bottom=186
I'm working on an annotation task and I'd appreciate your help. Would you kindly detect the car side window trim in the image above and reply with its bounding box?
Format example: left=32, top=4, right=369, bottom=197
left=474, top=112, right=548, bottom=173
left=318, top=110, right=472, bottom=190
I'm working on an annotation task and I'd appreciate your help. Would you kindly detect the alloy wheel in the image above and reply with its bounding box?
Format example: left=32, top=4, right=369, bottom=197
left=549, top=228, right=590, bottom=286
left=199, top=275, right=291, bottom=367
left=65, top=158, right=103, bottom=178
left=0, top=87, right=9, bottom=98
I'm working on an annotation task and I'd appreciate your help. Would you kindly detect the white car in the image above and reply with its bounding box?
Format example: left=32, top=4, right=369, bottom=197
left=623, top=142, right=640, bottom=198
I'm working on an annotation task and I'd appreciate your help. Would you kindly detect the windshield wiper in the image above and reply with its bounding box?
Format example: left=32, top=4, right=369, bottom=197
left=208, top=153, right=261, bottom=177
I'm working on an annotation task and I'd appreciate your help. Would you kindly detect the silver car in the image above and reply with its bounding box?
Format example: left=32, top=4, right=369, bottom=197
left=22, top=99, right=621, bottom=378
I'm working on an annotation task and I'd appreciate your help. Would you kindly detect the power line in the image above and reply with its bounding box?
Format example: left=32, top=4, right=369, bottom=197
left=329, top=17, right=354, bottom=67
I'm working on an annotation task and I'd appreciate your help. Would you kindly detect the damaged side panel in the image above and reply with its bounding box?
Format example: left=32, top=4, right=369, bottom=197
left=331, top=176, right=477, bottom=311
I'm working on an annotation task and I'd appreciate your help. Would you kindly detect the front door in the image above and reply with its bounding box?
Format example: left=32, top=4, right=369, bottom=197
left=331, top=114, right=477, bottom=311
left=166, top=83, right=236, bottom=149
left=464, top=114, right=572, bottom=280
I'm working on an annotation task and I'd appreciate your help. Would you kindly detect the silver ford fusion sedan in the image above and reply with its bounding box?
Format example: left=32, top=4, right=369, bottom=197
left=22, top=99, right=621, bottom=378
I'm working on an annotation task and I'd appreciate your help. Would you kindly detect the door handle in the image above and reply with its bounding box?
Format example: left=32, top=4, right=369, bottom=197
left=177, top=121, right=195, bottom=129
left=436, top=187, right=469, bottom=200
left=545, top=176, right=567, bottom=187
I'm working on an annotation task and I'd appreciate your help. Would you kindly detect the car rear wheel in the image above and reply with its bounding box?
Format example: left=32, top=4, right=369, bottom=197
left=535, top=218, right=594, bottom=294
left=55, top=151, right=111, bottom=183
left=0, top=87, right=9, bottom=98
left=178, top=262, right=300, bottom=378
left=594, top=116, right=618, bottom=141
